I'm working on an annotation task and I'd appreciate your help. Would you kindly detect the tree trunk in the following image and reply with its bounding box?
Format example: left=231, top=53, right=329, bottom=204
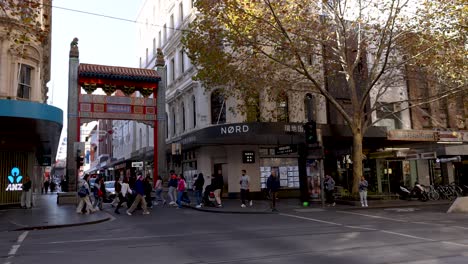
left=352, top=131, right=363, bottom=194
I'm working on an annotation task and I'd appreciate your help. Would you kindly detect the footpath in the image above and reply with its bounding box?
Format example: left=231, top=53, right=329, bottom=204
left=187, top=196, right=452, bottom=214
left=0, top=193, right=111, bottom=232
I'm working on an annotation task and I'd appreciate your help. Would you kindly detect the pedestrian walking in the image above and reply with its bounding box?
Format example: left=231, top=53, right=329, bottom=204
left=266, top=170, right=280, bottom=212
left=76, top=174, right=94, bottom=214
left=43, top=179, right=49, bottom=194
left=93, top=177, right=105, bottom=211
left=111, top=176, right=122, bottom=207
left=212, top=170, right=224, bottom=208
left=127, top=173, right=150, bottom=215
left=144, top=176, right=153, bottom=208
left=154, top=177, right=166, bottom=205
left=359, top=176, right=369, bottom=207
left=324, top=174, right=336, bottom=206
left=167, top=171, right=178, bottom=206
left=176, top=175, right=190, bottom=208
left=21, top=176, right=32, bottom=209
left=115, top=177, right=132, bottom=214
left=240, top=169, right=252, bottom=208
left=193, top=173, right=204, bottom=208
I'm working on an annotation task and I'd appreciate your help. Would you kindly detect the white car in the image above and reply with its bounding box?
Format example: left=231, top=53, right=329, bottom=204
left=104, top=181, right=116, bottom=201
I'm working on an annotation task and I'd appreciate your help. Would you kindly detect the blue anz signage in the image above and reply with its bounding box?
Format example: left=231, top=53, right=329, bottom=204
left=6, top=167, right=23, bottom=191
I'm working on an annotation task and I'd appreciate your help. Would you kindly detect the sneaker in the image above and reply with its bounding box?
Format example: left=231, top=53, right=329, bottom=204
left=143, top=211, right=150, bottom=215
left=217, top=204, right=223, bottom=208
left=249, top=200, right=253, bottom=207
left=241, top=204, right=246, bottom=208
left=272, top=208, right=278, bottom=212
left=196, top=205, right=202, bottom=208
left=114, top=210, right=120, bottom=214
left=332, top=202, right=336, bottom=207
left=126, top=210, right=132, bottom=216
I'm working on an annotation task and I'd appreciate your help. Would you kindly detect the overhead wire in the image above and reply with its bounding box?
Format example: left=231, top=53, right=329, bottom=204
left=25, top=0, right=193, bottom=33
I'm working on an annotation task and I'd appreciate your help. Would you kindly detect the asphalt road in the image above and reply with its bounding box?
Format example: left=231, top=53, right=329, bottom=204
left=2, top=204, right=468, bottom=264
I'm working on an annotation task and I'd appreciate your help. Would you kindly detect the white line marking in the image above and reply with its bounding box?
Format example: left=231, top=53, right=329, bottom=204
left=17, top=231, right=29, bottom=243
left=453, top=226, right=468, bottom=230
left=345, top=225, right=377, bottom=231
left=442, top=241, right=468, bottom=247
left=47, top=233, right=199, bottom=244
left=380, top=230, right=435, bottom=242
left=338, top=211, right=408, bottom=222
left=279, top=213, right=342, bottom=226
left=8, top=245, right=20, bottom=256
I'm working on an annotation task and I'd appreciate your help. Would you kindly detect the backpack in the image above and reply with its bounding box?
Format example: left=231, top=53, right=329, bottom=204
left=78, top=185, right=88, bottom=198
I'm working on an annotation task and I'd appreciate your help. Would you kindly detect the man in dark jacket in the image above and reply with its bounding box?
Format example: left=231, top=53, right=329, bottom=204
left=194, top=173, right=205, bottom=208
left=127, top=173, right=150, bottom=215
left=267, top=170, right=281, bottom=211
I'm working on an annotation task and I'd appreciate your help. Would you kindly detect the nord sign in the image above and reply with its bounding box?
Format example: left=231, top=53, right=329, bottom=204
left=6, top=167, right=23, bottom=191
left=220, top=125, right=249, bottom=135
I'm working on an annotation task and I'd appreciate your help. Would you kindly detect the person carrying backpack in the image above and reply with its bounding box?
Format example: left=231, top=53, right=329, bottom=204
left=76, top=174, right=94, bottom=214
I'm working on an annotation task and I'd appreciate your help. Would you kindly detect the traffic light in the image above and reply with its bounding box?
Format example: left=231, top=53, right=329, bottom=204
left=303, top=121, right=317, bottom=144
left=77, top=156, right=84, bottom=167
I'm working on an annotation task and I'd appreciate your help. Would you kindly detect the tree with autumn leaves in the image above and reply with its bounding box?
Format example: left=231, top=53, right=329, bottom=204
left=183, top=0, right=467, bottom=194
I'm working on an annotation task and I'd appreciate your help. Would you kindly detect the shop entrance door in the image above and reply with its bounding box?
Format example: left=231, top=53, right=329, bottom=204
left=386, top=160, right=403, bottom=193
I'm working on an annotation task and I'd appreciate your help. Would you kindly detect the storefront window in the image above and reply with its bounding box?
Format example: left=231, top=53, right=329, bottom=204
left=260, top=158, right=298, bottom=189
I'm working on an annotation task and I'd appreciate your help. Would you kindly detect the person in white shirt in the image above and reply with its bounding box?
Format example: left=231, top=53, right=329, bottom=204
left=115, top=177, right=132, bottom=214
left=240, top=170, right=253, bottom=208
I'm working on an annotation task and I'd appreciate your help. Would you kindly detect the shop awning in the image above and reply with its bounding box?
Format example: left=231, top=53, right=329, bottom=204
left=0, top=99, right=63, bottom=165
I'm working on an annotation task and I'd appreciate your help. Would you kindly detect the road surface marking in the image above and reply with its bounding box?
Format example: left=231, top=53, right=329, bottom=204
left=338, top=211, right=408, bottom=222
left=17, top=231, right=29, bottom=243
left=453, top=226, right=468, bottom=230
left=380, top=230, right=435, bottom=241
left=4, top=231, right=29, bottom=264
left=345, top=225, right=377, bottom=231
left=442, top=241, right=468, bottom=247
left=278, top=213, right=342, bottom=226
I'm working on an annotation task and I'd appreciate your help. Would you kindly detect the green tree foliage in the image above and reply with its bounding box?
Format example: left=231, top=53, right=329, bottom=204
left=183, top=0, right=467, bottom=193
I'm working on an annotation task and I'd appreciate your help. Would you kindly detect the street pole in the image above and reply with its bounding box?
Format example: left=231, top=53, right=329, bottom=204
left=318, top=126, right=325, bottom=208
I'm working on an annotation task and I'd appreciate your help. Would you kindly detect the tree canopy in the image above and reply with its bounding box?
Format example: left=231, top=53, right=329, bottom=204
left=183, top=0, right=467, bottom=193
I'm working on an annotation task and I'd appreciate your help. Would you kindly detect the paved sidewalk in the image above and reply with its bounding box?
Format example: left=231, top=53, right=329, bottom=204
left=0, top=193, right=111, bottom=232
left=186, top=197, right=453, bottom=214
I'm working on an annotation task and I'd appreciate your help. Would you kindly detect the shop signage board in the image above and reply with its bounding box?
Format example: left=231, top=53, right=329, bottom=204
left=5, top=167, right=22, bottom=191
left=387, top=130, right=436, bottom=141
left=131, top=162, right=143, bottom=168
left=275, top=145, right=297, bottom=155
left=438, top=131, right=464, bottom=143
left=242, top=151, right=255, bottom=163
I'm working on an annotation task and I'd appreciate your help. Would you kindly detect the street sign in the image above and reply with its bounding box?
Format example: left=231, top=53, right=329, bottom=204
left=132, top=161, right=143, bottom=168
left=275, top=145, right=297, bottom=155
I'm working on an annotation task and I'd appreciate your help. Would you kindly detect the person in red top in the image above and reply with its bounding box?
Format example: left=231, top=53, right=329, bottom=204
left=176, top=175, right=190, bottom=208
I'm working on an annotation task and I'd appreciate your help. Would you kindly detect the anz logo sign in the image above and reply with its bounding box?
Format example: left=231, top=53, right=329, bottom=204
left=6, top=167, right=23, bottom=191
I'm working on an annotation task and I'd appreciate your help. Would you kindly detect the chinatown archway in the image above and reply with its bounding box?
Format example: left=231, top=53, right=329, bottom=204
left=65, top=39, right=163, bottom=192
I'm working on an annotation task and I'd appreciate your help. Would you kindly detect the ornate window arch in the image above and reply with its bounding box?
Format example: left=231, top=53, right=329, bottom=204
left=304, top=93, right=315, bottom=121
left=211, top=89, right=226, bottom=124
left=192, top=95, right=196, bottom=128
left=181, top=102, right=186, bottom=132
left=276, top=92, right=289, bottom=122
left=246, top=93, right=260, bottom=122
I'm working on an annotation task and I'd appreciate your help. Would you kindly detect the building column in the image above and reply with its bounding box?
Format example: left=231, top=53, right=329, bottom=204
left=66, top=38, right=80, bottom=191
left=155, top=49, right=167, bottom=179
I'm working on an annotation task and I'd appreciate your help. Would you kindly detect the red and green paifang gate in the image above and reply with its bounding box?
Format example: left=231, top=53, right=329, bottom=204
left=66, top=40, right=162, bottom=191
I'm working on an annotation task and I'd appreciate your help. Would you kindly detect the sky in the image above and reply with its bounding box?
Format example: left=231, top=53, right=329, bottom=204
left=49, top=0, right=145, bottom=159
